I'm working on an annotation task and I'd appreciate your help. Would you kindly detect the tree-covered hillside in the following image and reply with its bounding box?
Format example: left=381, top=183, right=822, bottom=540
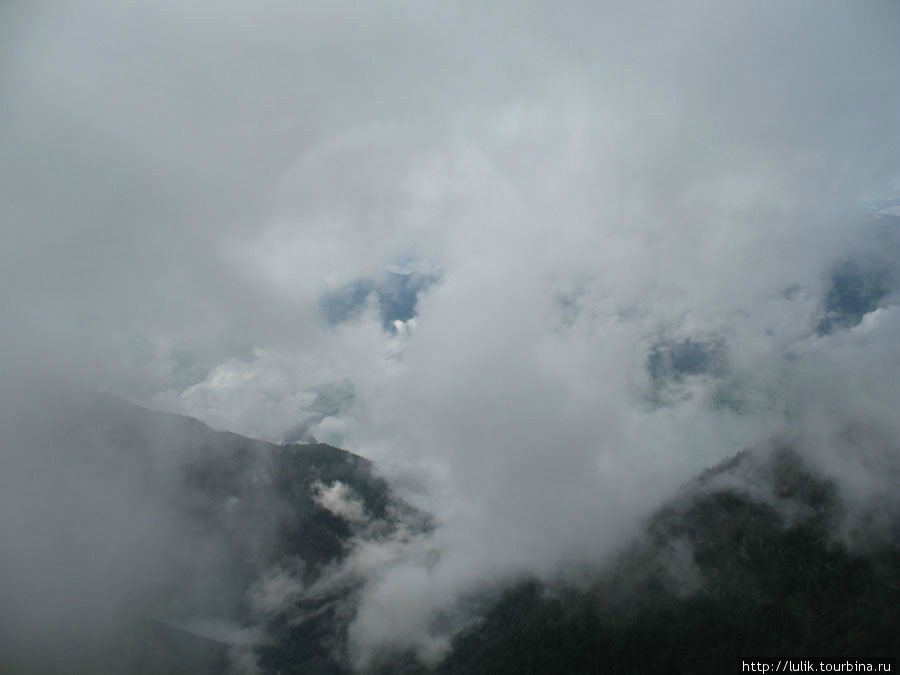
left=4, top=392, right=896, bottom=673
left=427, top=447, right=899, bottom=674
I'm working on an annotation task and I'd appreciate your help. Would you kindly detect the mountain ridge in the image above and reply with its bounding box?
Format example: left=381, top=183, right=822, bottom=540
left=2, top=390, right=897, bottom=673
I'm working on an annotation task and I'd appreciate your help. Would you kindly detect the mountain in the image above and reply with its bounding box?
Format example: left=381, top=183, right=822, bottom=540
left=426, top=445, right=900, bottom=674
left=0, top=387, right=423, bottom=674
left=2, top=389, right=897, bottom=673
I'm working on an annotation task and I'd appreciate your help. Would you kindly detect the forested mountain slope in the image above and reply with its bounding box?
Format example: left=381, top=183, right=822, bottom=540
left=2, top=392, right=896, bottom=673
left=427, top=446, right=899, bottom=674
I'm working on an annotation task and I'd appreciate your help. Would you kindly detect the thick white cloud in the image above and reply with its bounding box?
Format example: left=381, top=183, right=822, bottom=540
left=311, top=480, right=368, bottom=524
left=2, top=0, right=900, bottom=667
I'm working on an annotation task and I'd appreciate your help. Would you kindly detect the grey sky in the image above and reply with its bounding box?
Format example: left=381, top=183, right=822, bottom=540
left=2, top=0, right=900, bottom=666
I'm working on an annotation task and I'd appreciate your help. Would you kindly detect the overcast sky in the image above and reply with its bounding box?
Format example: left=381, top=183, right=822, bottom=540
left=3, top=0, right=900, bottom=666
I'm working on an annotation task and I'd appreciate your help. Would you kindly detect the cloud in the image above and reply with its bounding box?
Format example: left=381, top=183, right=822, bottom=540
left=2, top=0, right=900, bottom=668
left=312, top=481, right=368, bottom=524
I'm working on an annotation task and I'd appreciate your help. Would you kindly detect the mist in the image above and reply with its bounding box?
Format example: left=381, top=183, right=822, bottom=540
left=2, top=0, right=899, bottom=670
